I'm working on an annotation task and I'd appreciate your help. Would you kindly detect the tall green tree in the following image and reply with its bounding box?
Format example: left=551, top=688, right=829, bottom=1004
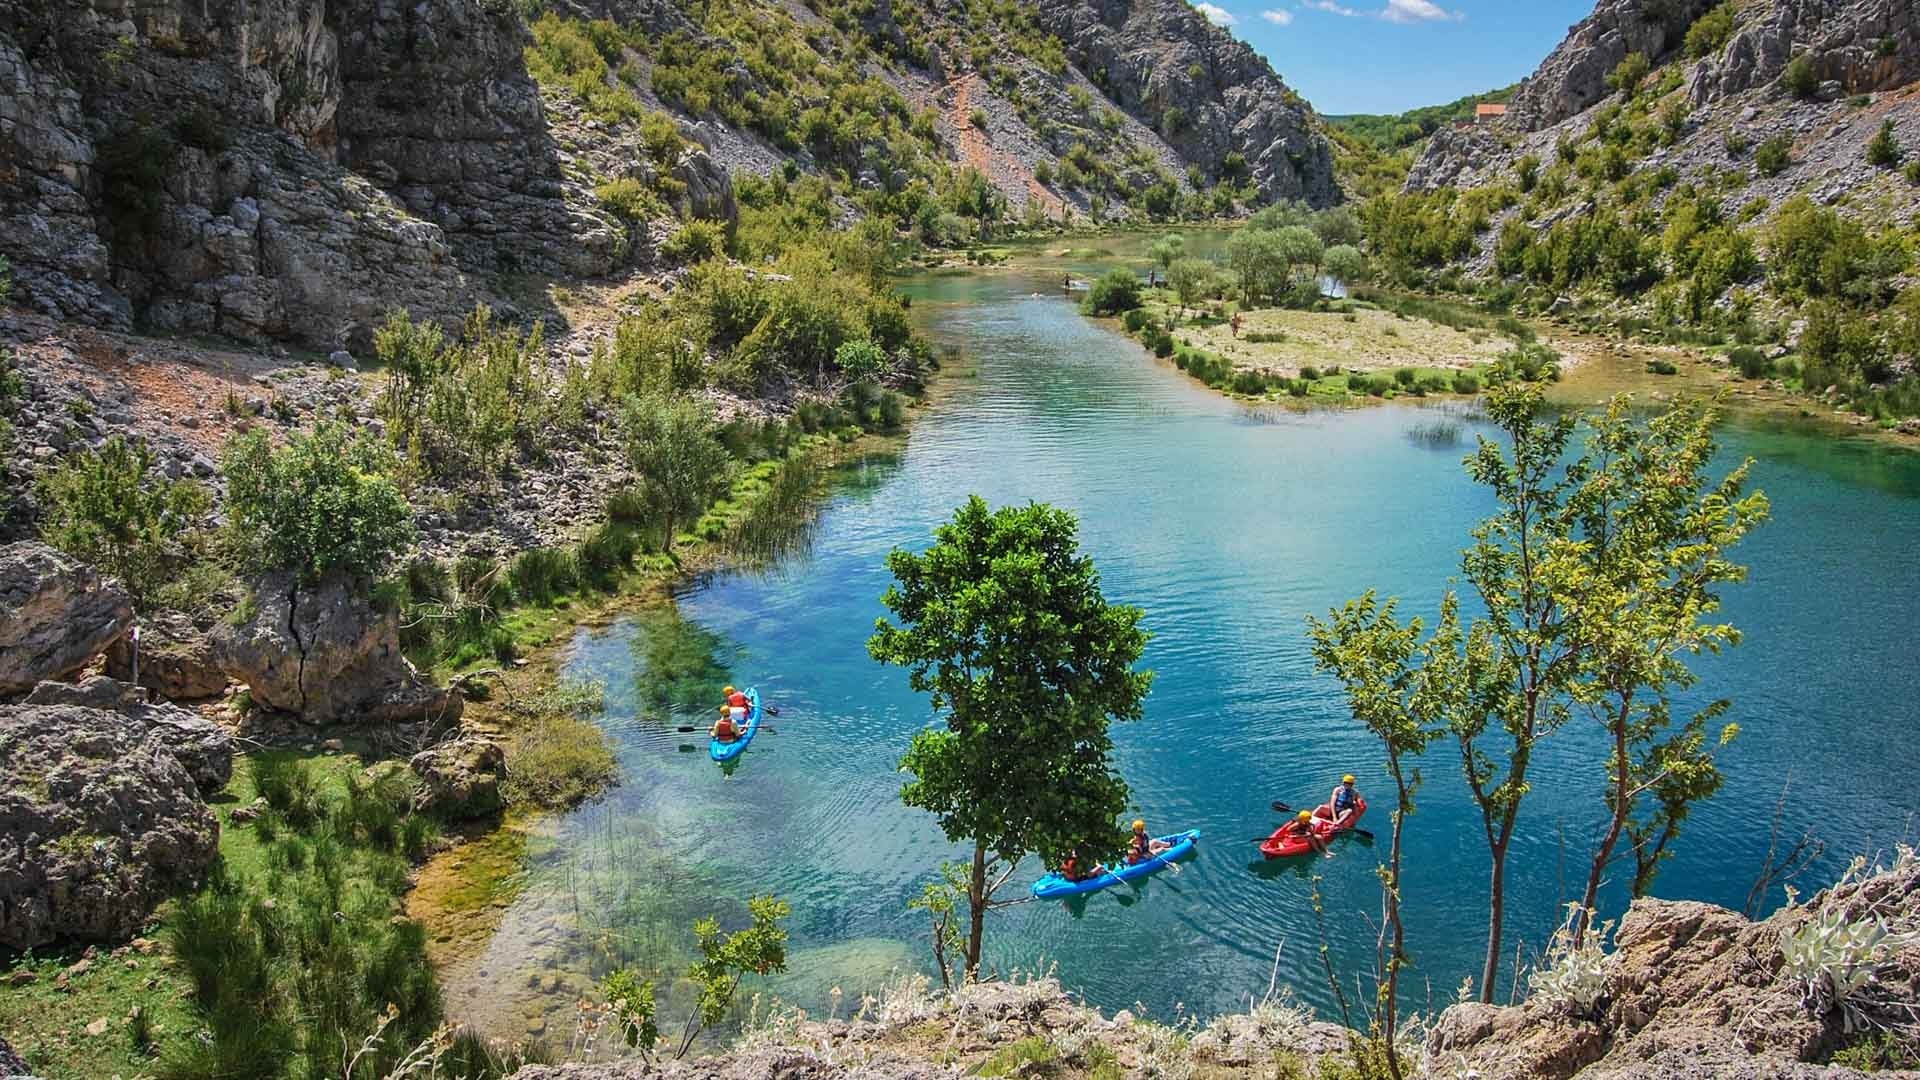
left=222, top=423, right=413, bottom=585
left=620, top=393, right=735, bottom=552
left=1228, top=229, right=1291, bottom=306
left=1308, top=592, right=1468, bottom=1080
left=1562, top=395, right=1767, bottom=941
left=1148, top=233, right=1186, bottom=275
left=1167, top=257, right=1216, bottom=316
left=869, top=497, right=1152, bottom=980
left=39, top=436, right=208, bottom=602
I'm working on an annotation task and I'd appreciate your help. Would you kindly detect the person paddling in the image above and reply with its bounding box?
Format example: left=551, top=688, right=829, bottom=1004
left=1276, top=809, right=1328, bottom=856
left=1060, top=848, right=1105, bottom=883
left=711, top=704, right=742, bottom=743
left=722, top=685, right=749, bottom=727
left=1318, top=774, right=1361, bottom=828
left=1126, top=819, right=1173, bottom=865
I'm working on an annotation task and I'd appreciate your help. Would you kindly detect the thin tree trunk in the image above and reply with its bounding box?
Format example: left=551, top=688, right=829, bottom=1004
left=965, top=841, right=987, bottom=982
left=1480, top=842, right=1508, bottom=1003
left=1381, top=769, right=1410, bottom=1080
left=1576, top=716, right=1633, bottom=946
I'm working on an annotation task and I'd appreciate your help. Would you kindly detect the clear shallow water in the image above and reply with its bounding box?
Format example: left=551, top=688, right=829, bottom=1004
left=466, top=266, right=1920, bottom=1034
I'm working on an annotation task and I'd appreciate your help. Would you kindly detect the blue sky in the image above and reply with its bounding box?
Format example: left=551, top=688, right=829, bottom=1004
left=1187, top=0, right=1595, bottom=114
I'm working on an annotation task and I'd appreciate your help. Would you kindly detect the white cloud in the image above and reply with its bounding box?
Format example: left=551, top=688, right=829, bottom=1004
left=1260, top=8, right=1294, bottom=24
left=1380, top=0, right=1464, bottom=22
left=1301, top=0, right=1362, bottom=14
left=1194, top=2, right=1237, bottom=26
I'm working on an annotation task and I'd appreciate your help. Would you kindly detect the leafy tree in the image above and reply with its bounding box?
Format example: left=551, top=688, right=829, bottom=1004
left=1167, top=257, right=1216, bottom=315
left=869, top=497, right=1151, bottom=980
left=1867, top=119, right=1902, bottom=167
left=1272, top=225, right=1326, bottom=276
left=1562, top=395, right=1768, bottom=941
left=222, top=423, right=414, bottom=585
left=39, top=436, right=209, bottom=602
left=1082, top=268, right=1144, bottom=316
left=1323, top=244, right=1367, bottom=286
left=1148, top=233, right=1186, bottom=273
left=908, top=862, right=969, bottom=990
left=677, top=895, right=790, bottom=1057
left=620, top=393, right=735, bottom=552
left=1312, top=205, right=1363, bottom=248
left=834, top=339, right=887, bottom=384
left=1308, top=592, right=1466, bottom=1080
left=1228, top=228, right=1292, bottom=306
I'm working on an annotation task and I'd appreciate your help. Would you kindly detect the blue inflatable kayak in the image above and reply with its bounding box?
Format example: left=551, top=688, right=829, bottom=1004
left=1029, top=830, right=1201, bottom=899
left=709, top=688, right=761, bottom=763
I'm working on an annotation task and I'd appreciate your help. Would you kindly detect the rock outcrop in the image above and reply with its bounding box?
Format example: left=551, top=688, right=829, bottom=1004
left=1427, top=856, right=1920, bottom=1078
left=1501, top=0, right=1721, bottom=133
left=0, top=542, right=133, bottom=697
left=1690, top=0, right=1920, bottom=106
left=0, top=703, right=219, bottom=949
left=20, top=676, right=233, bottom=794
left=1032, top=0, right=1339, bottom=206
left=104, top=610, right=228, bottom=701
left=213, top=572, right=462, bottom=727
left=409, top=735, right=506, bottom=819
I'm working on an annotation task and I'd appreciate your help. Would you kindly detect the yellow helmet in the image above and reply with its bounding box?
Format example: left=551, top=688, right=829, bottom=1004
left=723, top=685, right=737, bottom=696
left=719, top=705, right=730, bottom=714
left=1131, top=819, right=1146, bottom=832
left=1297, top=810, right=1313, bottom=822
left=1342, top=774, right=1356, bottom=784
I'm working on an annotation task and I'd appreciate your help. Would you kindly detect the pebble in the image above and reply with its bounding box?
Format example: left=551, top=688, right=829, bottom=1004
left=84, top=1017, right=110, bottom=1037
left=6, top=970, right=35, bottom=986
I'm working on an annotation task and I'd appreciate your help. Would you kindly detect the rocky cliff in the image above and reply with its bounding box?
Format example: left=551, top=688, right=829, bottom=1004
left=0, top=0, right=1338, bottom=351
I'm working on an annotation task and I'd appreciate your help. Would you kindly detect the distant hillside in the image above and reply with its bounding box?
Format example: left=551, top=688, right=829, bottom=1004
left=1324, top=84, right=1519, bottom=152
left=1366, top=0, right=1920, bottom=430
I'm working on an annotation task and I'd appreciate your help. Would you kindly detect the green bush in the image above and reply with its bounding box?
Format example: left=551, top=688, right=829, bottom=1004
left=620, top=393, right=735, bottom=550
left=1729, top=345, right=1773, bottom=379
left=1685, top=3, right=1736, bottom=58
left=1451, top=371, right=1482, bottom=394
left=222, top=422, right=414, bottom=584
left=1645, top=358, right=1680, bottom=375
left=1755, top=135, right=1792, bottom=176
left=1867, top=120, right=1902, bottom=167
left=1394, top=367, right=1417, bottom=388
left=509, top=546, right=579, bottom=607
left=1082, top=268, right=1144, bottom=316
left=1783, top=54, right=1819, bottom=98
left=1607, top=52, right=1651, bottom=96
left=1299, top=365, right=1321, bottom=381
left=38, top=436, right=209, bottom=603
left=1122, top=307, right=1152, bottom=333
left=662, top=219, right=729, bottom=262
left=375, top=306, right=553, bottom=486
left=596, top=178, right=663, bottom=222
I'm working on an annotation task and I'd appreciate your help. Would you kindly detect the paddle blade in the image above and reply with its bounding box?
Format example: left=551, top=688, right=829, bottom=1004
left=1270, top=801, right=1292, bottom=813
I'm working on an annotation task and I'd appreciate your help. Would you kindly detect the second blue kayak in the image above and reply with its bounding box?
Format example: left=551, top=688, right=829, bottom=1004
left=1029, top=830, right=1201, bottom=899
left=710, top=687, right=761, bottom=763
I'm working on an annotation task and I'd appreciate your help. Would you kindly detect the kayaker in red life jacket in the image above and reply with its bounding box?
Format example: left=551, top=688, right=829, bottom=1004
left=1061, top=849, right=1104, bottom=882
left=1126, top=820, right=1173, bottom=865
left=1317, top=775, right=1361, bottom=828
left=711, top=705, right=741, bottom=743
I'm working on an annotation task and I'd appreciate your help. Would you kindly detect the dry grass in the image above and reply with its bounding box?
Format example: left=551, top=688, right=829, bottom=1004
left=1171, top=304, right=1512, bottom=377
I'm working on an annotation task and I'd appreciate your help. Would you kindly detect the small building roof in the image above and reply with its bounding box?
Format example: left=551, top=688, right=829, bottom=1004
left=1475, top=103, right=1508, bottom=117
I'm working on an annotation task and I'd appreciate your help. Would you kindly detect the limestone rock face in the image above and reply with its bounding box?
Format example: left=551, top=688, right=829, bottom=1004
left=409, top=736, right=506, bottom=819
left=1502, top=0, right=1721, bottom=133
left=212, top=572, right=462, bottom=727
left=0, top=703, right=219, bottom=949
left=105, top=610, right=228, bottom=701
left=1030, top=0, right=1339, bottom=206
left=1427, top=857, right=1920, bottom=1078
left=21, top=676, right=234, bottom=795
left=0, top=542, right=133, bottom=697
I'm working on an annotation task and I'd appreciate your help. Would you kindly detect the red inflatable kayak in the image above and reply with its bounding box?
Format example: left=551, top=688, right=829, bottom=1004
left=1260, top=798, right=1367, bottom=858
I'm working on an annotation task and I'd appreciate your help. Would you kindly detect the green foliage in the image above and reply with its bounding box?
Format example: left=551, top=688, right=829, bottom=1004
left=596, top=178, right=665, bottom=223
left=677, top=896, right=791, bottom=1057
left=1167, top=256, right=1217, bottom=312
left=620, top=393, right=735, bottom=550
left=1148, top=233, right=1186, bottom=271
left=222, top=422, right=414, bottom=585
left=1867, top=119, right=1902, bottom=167
left=163, top=755, right=443, bottom=1079
left=1767, top=195, right=1910, bottom=303
left=1325, top=84, right=1519, bottom=152
left=601, top=968, right=660, bottom=1052
left=662, top=219, right=729, bottom=263
left=1755, top=134, right=1792, bottom=176
left=1685, top=3, right=1736, bottom=58
left=1229, top=229, right=1293, bottom=305
left=498, top=678, right=618, bottom=808
left=1783, top=53, right=1819, bottom=98
left=1082, top=268, right=1144, bottom=316
left=1324, top=244, right=1367, bottom=285
left=1607, top=51, right=1651, bottom=97
left=834, top=338, right=887, bottom=384
left=38, top=437, right=209, bottom=602
left=1362, top=186, right=1510, bottom=274
left=375, top=306, right=554, bottom=487
left=869, top=497, right=1151, bottom=977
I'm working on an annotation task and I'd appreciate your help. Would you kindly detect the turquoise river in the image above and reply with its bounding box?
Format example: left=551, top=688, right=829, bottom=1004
left=437, top=255, right=1920, bottom=1039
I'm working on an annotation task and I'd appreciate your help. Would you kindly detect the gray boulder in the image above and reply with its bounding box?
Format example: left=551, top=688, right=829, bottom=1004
left=0, top=542, right=133, bottom=697
left=0, top=1035, right=30, bottom=1078
left=21, top=676, right=233, bottom=794
left=213, top=572, right=462, bottom=727
left=104, top=610, right=229, bottom=701
left=0, top=704, right=219, bottom=949
left=410, top=736, right=507, bottom=819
